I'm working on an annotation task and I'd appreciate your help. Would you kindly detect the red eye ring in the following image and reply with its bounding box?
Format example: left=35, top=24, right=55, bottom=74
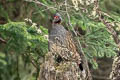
left=54, top=16, right=59, bottom=19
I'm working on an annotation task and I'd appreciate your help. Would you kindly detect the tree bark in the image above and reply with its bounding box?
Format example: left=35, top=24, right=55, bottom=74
left=110, top=56, right=120, bottom=80
left=38, top=51, right=92, bottom=80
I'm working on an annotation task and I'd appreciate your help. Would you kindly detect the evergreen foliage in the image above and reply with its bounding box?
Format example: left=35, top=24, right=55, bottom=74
left=0, top=22, right=48, bottom=80
left=0, top=0, right=120, bottom=80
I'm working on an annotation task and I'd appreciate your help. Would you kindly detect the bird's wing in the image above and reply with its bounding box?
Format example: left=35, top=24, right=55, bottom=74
left=65, top=31, right=81, bottom=63
left=48, top=26, right=81, bottom=63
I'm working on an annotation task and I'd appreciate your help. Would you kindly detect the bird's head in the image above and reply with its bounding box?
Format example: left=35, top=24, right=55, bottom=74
left=53, top=13, right=62, bottom=24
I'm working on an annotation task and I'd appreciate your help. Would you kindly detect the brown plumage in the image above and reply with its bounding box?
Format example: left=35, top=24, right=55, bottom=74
left=48, top=13, right=81, bottom=66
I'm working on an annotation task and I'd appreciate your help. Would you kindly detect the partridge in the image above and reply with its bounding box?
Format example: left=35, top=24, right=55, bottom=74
left=48, top=13, right=82, bottom=68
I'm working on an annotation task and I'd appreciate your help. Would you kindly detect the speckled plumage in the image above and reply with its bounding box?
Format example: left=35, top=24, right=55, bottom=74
left=48, top=13, right=81, bottom=65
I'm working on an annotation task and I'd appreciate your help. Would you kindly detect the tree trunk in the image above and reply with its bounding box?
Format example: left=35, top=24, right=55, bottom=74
left=38, top=52, right=92, bottom=80
left=110, top=56, right=120, bottom=80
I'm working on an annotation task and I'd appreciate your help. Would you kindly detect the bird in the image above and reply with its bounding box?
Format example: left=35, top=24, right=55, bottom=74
left=48, top=13, right=82, bottom=70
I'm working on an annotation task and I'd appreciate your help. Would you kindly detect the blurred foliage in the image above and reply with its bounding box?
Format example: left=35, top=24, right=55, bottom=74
left=74, top=18, right=117, bottom=69
left=81, top=21, right=117, bottom=69
left=0, top=22, right=48, bottom=80
left=0, top=0, right=120, bottom=80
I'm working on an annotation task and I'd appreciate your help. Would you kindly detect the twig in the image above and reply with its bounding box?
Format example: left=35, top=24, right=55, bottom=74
left=65, top=0, right=77, bottom=36
left=25, top=0, right=48, bottom=7
left=64, top=1, right=92, bottom=79
left=0, top=37, right=6, bottom=43
left=25, top=0, right=66, bottom=13
left=24, top=53, right=38, bottom=69
left=93, top=0, right=120, bottom=49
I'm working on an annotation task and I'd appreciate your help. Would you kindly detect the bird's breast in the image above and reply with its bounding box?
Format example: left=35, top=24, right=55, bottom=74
left=49, top=25, right=67, bottom=46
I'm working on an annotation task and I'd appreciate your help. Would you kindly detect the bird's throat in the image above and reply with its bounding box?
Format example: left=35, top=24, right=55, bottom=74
left=53, top=19, right=61, bottom=24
